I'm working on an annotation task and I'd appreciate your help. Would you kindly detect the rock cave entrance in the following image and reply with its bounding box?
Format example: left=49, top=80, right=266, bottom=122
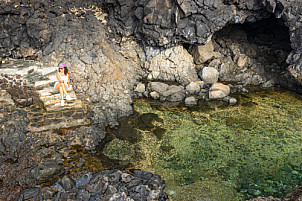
left=204, top=15, right=292, bottom=87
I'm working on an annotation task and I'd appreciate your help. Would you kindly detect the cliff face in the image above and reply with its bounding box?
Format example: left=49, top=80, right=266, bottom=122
left=103, top=0, right=293, bottom=46
left=104, top=0, right=302, bottom=86
left=0, top=0, right=301, bottom=123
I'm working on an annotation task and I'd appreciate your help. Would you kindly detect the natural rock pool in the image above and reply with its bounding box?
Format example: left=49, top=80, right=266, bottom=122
left=100, top=88, right=302, bottom=200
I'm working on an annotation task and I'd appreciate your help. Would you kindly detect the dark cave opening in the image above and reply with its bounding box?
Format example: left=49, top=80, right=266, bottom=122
left=242, top=15, right=291, bottom=52
left=208, top=14, right=292, bottom=88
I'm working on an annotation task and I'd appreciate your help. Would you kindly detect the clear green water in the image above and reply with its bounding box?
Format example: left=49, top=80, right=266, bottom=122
left=103, top=89, right=302, bottom=200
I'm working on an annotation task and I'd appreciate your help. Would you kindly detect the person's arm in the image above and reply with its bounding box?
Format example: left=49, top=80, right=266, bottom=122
left=56, top=72, right=63, bottom=83
left=68, top=72, right=70, bottom=87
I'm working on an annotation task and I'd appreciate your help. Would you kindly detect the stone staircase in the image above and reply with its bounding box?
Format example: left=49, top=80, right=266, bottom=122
left=1, top=59, right=91, bottom=133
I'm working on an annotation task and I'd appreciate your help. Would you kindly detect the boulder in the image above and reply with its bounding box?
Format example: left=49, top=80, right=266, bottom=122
left=189, top=41, right=217, bottom=64
left=185, top=96, right=197, bottom=105
left=31, top=162, right=63, bottom=182
left=185, top=81, right=202, bottom=95
left=198, top=67, right=219, bottom=84
left=150, top=91, right=160, bottom=100
left=60, top=175, right=76, bottom=191
left=161, top=85, right=184, bottom=97
left=147, top=82, right=169, bottom=93
left=18, top=188, right=41, bottom=200
left=134, top=83, right=146, bottom=93
left=160, top=85, right=186, bottom=102
left=209, top=83, right=230, bottom=99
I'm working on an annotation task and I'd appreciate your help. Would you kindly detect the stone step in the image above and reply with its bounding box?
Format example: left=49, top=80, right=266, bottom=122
left=37, top=88, right=59, bottom=97
left=35, top=67, right=58, bottom=76
left=29, top=118, right=90, bottom=132
left=45, top=99, right=83, bottom=112
left=42, top=92, right=77, bottom=105
left=1, top=65, right=37, bottom=76
left=34, top=74, right=57, bottom=88
left=37, top=86, right=73, bottom=96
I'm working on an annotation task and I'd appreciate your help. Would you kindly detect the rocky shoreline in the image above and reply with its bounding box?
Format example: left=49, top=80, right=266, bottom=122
left=1, top=0, right=302, bottom=200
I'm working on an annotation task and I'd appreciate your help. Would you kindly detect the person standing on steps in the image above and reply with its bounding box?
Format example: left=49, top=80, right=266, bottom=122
left=54, top=63, right=72, bottom=106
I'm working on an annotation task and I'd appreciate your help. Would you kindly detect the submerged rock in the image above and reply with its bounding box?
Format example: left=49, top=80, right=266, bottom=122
left=185, top=96, right=197, bottom=106
left=103, top=139, right=132, bottom=161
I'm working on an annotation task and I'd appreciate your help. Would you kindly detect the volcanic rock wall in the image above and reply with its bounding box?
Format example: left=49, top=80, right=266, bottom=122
left=104, top=0, right=302, bottom=88
left=1, top=0, right=302, bottom=126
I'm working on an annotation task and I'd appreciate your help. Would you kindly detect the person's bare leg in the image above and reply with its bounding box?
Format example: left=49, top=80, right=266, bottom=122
left=59, top=85, right=64, bottom=100
left=62, top=84, right=68, bottom=97
left=55, top=83, right=64, bottom=100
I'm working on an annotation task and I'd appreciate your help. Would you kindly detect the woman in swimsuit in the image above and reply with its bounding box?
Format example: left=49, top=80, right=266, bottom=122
left=54, top=63, right=72, bottom=106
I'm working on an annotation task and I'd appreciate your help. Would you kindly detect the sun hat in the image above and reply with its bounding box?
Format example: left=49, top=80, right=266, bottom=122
left=59, top=63, right=66, bottom=68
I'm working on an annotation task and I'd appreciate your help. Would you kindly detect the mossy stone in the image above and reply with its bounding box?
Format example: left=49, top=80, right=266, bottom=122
left=103, top=139, right=132, bottom=161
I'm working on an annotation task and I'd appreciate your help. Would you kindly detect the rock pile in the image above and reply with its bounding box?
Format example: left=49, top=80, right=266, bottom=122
left=21, top=170, right=168, bottom=201
left=134, top=80, right=236, bottom=106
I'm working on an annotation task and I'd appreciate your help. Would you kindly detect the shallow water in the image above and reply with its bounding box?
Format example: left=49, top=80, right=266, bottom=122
left=102, top=89, right=302, bottom=200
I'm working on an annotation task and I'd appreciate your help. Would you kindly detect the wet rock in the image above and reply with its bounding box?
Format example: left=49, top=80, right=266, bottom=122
left=60, top=175, right=76, bottom=191
left=132, top=170, right=153, bottom=180
left=77, top=189, right=90, bottom=200
left=103, top=192, right=131, bottom=201
left=147, top=189, right=160, bottom=201
left=18, top=187, right=41, bottom=200
left=86, top=176, right=108, bottom=194
left=130, top=185, right=150, bottom=199
left=209, top=83, right=230, bottom=99
left=32, top=162, right=63, bottom=182
left=106, top=185, right=117, bottom=194
left=223, top=96, right=237, bottom=105
left=185, top=96, right=197, bottom=106
left=122, top=173, right=134, bottom=183
left=127, top=177, right=143, bottom=188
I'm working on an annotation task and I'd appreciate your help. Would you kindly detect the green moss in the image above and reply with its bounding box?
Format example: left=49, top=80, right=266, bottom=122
left=103, top=139, right=132, bottom=161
